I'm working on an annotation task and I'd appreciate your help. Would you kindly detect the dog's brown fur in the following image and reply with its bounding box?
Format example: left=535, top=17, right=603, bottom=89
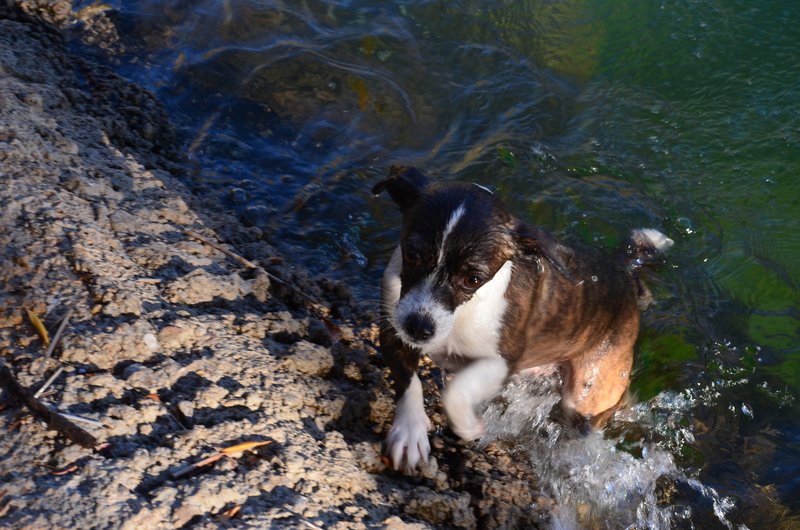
left=501, top=234, right=641, bottom=429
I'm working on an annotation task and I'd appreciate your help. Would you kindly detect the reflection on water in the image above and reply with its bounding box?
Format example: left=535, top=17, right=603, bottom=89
left=77, top=0, right=800, bottom=527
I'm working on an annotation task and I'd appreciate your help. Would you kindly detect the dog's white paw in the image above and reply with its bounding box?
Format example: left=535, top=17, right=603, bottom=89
left=386, top=374, right=431, bottom=472
left=386, top=410, right=431, bottom=472
left=443, top=385, right=486, bottom=440
left=448, top=410, right=486, bottom=441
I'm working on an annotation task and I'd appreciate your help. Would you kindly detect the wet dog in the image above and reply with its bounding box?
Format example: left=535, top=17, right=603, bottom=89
left=372, top=166, right=673, bottom=471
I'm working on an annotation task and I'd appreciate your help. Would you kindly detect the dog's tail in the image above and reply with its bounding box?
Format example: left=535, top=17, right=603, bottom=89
left=623, top=228, right=674, bottom=270
left=622, top=228, right=673, bottom=309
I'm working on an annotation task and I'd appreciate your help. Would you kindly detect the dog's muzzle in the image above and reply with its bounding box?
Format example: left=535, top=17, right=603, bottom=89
left=403, top=313, right=436, bottom=343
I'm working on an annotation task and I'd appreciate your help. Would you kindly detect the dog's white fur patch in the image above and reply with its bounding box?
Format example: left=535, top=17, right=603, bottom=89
left=442, top=260, right=513, bottom=358
left=381, top=199, right=517, bottom=454
left=632, top=228, right=674, bottom=252
left=438, top=202, right=466, bottom=264
left=386, top=373, right=431, bottom=470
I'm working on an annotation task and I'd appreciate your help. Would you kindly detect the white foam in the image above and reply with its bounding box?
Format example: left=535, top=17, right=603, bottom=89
left=480, top=376, right=738, bottom=529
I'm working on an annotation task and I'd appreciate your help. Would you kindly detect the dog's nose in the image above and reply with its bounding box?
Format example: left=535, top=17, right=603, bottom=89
left=404, top=313, right=435, bottom=342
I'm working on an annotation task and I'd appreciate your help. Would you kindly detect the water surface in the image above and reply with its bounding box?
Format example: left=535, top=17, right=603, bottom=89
left=75, top=1, right=800, bottom=527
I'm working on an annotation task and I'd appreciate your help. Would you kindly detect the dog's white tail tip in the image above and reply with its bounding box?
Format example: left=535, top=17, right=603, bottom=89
left=632, top=228, right=674, bottom=253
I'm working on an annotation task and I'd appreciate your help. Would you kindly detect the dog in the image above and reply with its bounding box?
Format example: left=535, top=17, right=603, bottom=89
left=372, top=165, right=673, bottom=472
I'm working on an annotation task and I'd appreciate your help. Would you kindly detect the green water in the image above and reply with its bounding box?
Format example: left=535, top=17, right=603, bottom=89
left=85, top=0, right=800, bottom=526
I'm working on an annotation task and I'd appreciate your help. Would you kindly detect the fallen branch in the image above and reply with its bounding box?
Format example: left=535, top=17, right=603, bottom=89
left=0, top=363, right=98, bottom=448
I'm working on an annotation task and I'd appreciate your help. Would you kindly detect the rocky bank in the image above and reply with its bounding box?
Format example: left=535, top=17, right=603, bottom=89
left=0, top=4, right=550, bottom=529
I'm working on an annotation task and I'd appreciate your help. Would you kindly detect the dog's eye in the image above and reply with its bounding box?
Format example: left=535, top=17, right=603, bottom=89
left=462, top=275, right=484, bottom=290
left=403, top=249, right=422, bottom=267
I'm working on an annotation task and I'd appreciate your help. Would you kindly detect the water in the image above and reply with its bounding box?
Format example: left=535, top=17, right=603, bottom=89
left=70, top=1, right=800, bottom=527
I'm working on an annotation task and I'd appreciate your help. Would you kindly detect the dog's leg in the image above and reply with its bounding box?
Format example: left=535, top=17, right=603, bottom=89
left=386, top=371, right=431, bottom=471
left=380, top=245, right=431, bottom=471
left=560, top=343, right=633, bottom=431
left=381, top=323, right=431, bottom=471
left=442, top=357, right=508, bottom=440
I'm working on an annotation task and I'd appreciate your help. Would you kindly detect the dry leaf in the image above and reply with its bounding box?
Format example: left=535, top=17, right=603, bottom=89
left=222, top=505, right=241, bottom=519
left=220, top=440, right=272, bottom=455
left=172, top=453, right=225, bottom=479
left=173, top=440, right=273, bottom=480
left=50, top=464, right=78, bottom=476
left=25, top=309, right=50, bottom=346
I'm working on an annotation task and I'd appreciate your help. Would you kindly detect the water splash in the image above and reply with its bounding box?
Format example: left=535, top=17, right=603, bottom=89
left=480, top=375, right=743, bottom=529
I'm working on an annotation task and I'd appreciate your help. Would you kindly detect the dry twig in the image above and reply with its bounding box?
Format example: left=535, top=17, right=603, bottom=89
left=222, top=505, right=241, bottom=519
left=34, top=366, right=64, bottom=399
left=184, top=230, right=257, bottom=268
left=40, top=308, right=73, bottom=374
left=144, top=394, right=188, bottom=431
left=25, top=309, right=50, bottom=346
left=58, top=412, right=105, bottom=429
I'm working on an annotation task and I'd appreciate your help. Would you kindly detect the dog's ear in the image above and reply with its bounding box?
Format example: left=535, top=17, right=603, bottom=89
left=514, top=223, right=574, bottom=282
left=372, top=165, right=429, bottom=211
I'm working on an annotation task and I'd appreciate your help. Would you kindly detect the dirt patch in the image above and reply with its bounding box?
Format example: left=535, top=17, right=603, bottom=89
left=0, top=5, right=550, bottom=529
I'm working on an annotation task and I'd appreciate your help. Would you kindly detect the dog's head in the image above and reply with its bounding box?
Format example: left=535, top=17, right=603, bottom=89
left=373, top=166, right=567, bottom=353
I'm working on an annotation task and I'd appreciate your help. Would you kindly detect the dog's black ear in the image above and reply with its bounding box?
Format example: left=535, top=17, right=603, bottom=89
left=372, top=165, right=429, bottom=210
left=514, top=223, right=574, bottom=282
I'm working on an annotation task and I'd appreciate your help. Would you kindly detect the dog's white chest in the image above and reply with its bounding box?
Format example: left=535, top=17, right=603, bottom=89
left=439, top=260, right=513, bottom=360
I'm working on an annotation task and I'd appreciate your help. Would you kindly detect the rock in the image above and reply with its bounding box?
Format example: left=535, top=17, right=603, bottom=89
left=281, top=340, right=334, bottom=377
left=176, top=400, right=194, bottom=421
left=382, top=516, right=430, bottom=530
left=61, top=321, right=161, bottom=369
left=157, top=323, right=194, bottom=349
left=404, top=489, right=476, bottom=529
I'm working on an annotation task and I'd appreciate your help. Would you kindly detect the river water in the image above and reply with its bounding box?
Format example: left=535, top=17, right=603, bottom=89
left=74, top=1, right=800, bottom=527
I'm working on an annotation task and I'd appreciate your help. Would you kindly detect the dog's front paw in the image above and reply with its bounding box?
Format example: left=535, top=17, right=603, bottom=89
left=442, top=388, right=486, bottom=441
left=385, top=408, right=431, bottom=472
left=449, top=412, right=486, bottom=441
